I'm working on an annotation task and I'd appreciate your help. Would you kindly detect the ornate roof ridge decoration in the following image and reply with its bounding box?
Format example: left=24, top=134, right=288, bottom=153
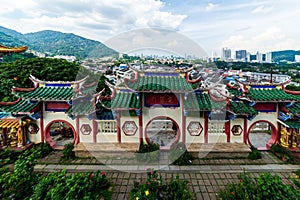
left=29, top=74, right=89, bottom=85
left=12, top=84, right=38, bottom=93
left=105, top=80, right=135, bottom=94
left=235, top=77, right=292, bottom=86
left=0, top=44, right=28, bottom=54
left=284, top=88, right=300, bottom=95
left=128, top=63, right=194, bottom=74
left=0, top=99, right=39, bottom=114
left=0, top=98, right=22, bottom=106
left=208, top=89, right=228, bottom=102
left=186, top=72, right=202, bottom=84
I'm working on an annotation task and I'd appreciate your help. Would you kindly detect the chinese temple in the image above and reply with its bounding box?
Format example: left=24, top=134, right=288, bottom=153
left=0, top=44, right=28, bottom=56
left=0, top=67, right=299, bottom=154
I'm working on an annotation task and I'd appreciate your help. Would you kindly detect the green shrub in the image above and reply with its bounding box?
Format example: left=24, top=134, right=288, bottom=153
left=136, top=142, right=160, bottom=162
left=169, top=142, right=193, bottom=165
left=62, top=142, right=75, bottom=160
left=31, top=170, right=111, bottom=200
left=219, top=172, right=300, bottom=200
left=0, top=151, right=39, bottom=199
left=130, top=168, right=195, bottom=200
left=248, top=147, right=262, bottom=160
left=270, top=143, right=294, bottom=163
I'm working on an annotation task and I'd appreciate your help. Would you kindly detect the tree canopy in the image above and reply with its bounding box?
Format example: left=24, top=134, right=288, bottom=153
left=0, top=58, right=109, bottom=101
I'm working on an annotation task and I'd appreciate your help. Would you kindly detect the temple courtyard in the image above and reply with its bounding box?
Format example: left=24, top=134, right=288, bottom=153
left=19, top=150, right=300, bottom=200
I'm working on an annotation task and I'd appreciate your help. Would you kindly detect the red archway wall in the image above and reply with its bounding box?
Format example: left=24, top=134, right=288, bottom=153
left=44, top=119, right=77, bottom=149
left=144, top=116, right=180, bottom=150
left=247, top=120, right=278, bottom=150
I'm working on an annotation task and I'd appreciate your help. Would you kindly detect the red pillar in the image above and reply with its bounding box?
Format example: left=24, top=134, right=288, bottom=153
left=116, top=111, right=121, bottom=143
left=204, top=112, right=208, bottom=143
left=243, top=117, right=248, bottom=144
left=225, top=120, right=230, bottom=142
left=182, top=99, right=186, bottom=144
left=92, top=119, right=97, bottom=143
left=40, top=103, right=45, bottom=143
left=139, top=111, right=143, bottom=144
left=75, top=118, right=80, bottom=144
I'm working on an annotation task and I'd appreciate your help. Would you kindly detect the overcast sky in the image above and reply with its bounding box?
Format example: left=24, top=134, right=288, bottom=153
left=1, top=0, right=299, bottom=56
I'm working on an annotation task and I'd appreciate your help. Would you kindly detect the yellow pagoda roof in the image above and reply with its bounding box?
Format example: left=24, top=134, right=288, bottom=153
left=0, top=44, right=28, bottom=54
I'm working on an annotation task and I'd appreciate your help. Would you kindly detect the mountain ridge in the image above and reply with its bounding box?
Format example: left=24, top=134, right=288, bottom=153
left=0, top=26, right=118, bottom=59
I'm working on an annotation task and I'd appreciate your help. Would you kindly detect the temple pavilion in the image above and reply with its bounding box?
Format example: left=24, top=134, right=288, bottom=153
left=0, top=66, right=299, bottom=153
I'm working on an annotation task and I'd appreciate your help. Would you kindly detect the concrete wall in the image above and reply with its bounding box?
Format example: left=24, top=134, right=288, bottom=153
left=120, top=114, right=140, bottom=143
left=230, top=117, right=244, bottom=143
left=186, top=114, right=205, bottom=143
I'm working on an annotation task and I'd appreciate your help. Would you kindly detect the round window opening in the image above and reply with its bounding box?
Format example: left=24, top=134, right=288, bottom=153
left=146, top=117, right=179, bottom=147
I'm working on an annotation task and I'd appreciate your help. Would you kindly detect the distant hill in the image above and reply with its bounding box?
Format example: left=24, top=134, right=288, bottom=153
left=272, top=50, right=300, bottom=62
left=0, top=26, right=118, bottom=59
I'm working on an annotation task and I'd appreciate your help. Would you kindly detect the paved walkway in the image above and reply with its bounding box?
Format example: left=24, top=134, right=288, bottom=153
left=32, top=151, right=300, bottom=200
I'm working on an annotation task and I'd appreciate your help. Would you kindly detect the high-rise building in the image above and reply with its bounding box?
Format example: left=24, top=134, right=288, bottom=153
left=222, top=47, right=231, bottom=60
left=235, top=50, right=247, bottom=61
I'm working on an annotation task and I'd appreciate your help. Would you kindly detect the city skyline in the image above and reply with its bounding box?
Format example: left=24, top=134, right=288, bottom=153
left=0, top=0, right=299, bottom=56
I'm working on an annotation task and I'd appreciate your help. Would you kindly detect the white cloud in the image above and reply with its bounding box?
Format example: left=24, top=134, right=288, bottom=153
left=221, top=26, right=298, bottom=53
left=252, top=5, right=273, bottom=14
left=0, top=0, right=186, bottom=41
left=205, top=3, right=219, bottom=12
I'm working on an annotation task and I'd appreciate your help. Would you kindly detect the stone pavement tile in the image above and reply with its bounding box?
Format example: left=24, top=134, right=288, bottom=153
left=116, top=193, right=125, bottom=200
left=206, top=185, right=214, bottom=193
left=199, top=185, right=207, bottom=193
left=201, top=192, right=210, bottom=200
left=196, top=192, right=202, bottom=200
left=34, top=164, right=46, bottom=171
left=202, top=173, right=209, bottom=179
left=204, top=179, right=211, bottom=186
left=209, top=193, right=217, bottom=200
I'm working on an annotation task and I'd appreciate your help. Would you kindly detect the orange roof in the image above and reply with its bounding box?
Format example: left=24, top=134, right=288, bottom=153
left=0, top=44, right=28, bottom=54
left=0, top=118, right=21, bottom=128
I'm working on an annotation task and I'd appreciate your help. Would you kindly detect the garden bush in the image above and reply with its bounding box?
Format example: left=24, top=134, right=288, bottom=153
left=130, top=168, right=195, bottom=200
left=136, top=142, right=160, bottom=162
left=270, top=143, right=294, bottom=163
left=248, top=147, right=262, bottom=160
left=30, top=170, right=111, bottom=200
left=0, top=143, right=112, bottom=200
left=62, top=142, right=75, bottom=160
left=169, top=142, right=193, bottom=165
left=218, top=172, right=300, bottom=200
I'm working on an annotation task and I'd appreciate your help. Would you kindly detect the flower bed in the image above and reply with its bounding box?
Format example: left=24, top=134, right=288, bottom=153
left=0, top=144, right=112, bottom=200
left=219, top=172, right=300, bottom=199
left=130, top=168, right=195, bottom=200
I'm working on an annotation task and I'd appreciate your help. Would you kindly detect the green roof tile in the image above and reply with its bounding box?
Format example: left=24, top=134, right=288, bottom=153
left=247, top=88, right=298, bottom=102
left=184, top=92, right=212, bottom=111
left=66, top=99, right=93, bottom=115
left=284, top=120, right=300, bottom=128
left=287, top=102, right=300, bottom=116
left=111, top=92, right=140, bottom=109
left=0, top=100, right=39, bottom=113
left=125, top=76, right=192, bottom=92
left=14, top=86, right=74, bottom=101
left=227, top=88, right=243, bottom=96
left=230, top=101, right=258, bottom=116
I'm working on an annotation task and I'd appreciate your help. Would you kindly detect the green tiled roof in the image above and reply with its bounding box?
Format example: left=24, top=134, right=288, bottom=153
left=66, top=99, right=94, bottom=115
left=287, top=102, right=300, bottom=116
left=247, top=88, right=299, bottom=102
left=111, top=92, right=140, bottom=109
left=184, top=93, right=212, bottom=111
left=0, top=100, right=39, bottom=113
left=125, top=76, right=192, bottom=92
left=227, top=88, right=243, bottom=96
left=230, top=101, right=258, bottom=116
left=285, top=120, right=300, bottom=128
left=211, top=101, right=227, bottom=110
left=14, top=86, right=74, bottom=101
